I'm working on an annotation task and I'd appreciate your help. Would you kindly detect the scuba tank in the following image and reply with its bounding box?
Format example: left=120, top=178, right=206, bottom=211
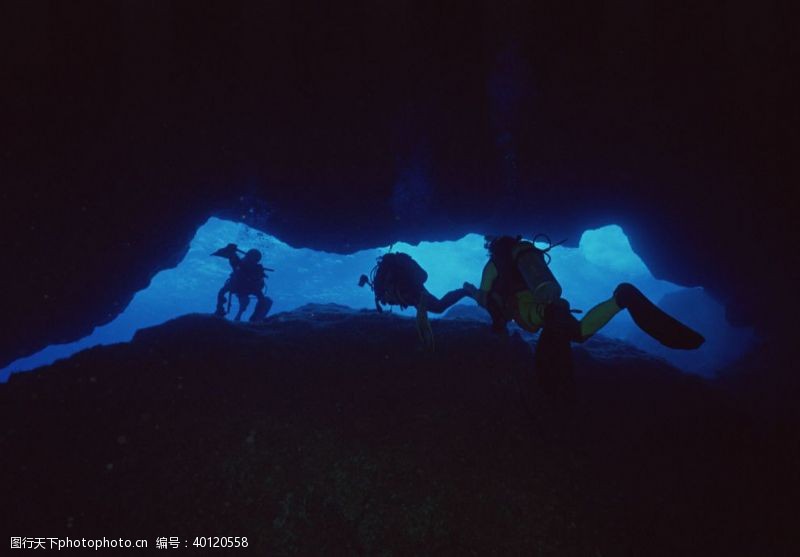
left=358, top=252, right=428, bottom=312
left=516, top=234, right=563, bottom=305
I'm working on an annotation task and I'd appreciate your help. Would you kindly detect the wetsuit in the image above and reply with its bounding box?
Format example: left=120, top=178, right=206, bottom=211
left=473, top=241, right=622, bottom=341
left=469, top=239, right=704, bottom=348
left=468, top=238, right=704, bottom=395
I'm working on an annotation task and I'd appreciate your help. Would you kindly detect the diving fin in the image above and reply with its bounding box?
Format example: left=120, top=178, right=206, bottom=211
left=614, top=283, right=705, bottom=349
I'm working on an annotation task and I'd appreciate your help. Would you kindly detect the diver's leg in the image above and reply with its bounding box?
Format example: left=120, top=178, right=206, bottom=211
left=542, top=299, right=582, bottom=341
left=535, top=312, right=576, bottom=400
left=215, top=283, right=230, bottom=316
left=614, top=283, right=704, bottom=349
left=261, top=295, right=274, bottom=319
left=234, top=294, right=249, bottom=321
left=420, top=288, right=469, bottom=314
left=576, top=298, right=623, bottom=342
left=565, top=285, right=705, bottom=348
left=535, top=326, right=574, bottom=397
left=249, top=292, right=273, bottom=322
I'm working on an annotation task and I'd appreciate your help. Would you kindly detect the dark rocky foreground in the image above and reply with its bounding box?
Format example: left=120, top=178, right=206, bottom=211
left=1, top=305, right=796, bottom=556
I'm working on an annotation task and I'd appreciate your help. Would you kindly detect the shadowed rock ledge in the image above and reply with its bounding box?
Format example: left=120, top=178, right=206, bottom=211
left=0, top=305, right=795, bottom=555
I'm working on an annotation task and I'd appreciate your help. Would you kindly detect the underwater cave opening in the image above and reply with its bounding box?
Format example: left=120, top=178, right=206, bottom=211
left=1, top=217, right=754, bottom=381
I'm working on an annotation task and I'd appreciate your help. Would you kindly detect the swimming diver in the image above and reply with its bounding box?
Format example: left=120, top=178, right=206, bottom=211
left=463, top=235, right=704, bottom=395
left=212, top=243, right=273, bottom=322
left=359, top=252, right=470, bottom=350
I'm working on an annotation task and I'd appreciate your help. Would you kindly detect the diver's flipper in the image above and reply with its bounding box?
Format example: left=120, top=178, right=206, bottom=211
left=614, top=283, right=705, bottom=349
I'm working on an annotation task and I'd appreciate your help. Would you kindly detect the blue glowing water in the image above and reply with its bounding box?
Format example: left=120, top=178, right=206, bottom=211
left=1, top=218, right=753, bottom=380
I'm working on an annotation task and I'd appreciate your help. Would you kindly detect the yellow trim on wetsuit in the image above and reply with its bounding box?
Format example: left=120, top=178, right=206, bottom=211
left=514, top=291, right=546, bottom=332
left=478, top=260, right=545, bottom=333
left=479, top=260, right=498, bottom=292
left=478, top=252, right=623, bottom=337
left=578, top=298, right=622, bottom=339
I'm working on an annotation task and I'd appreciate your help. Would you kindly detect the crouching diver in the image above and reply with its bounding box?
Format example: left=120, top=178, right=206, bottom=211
left=359, top=252, right=470, bottom=350
left=463, top=235, right=704, bottom=395
left=212, top=243, right=274, bottom=322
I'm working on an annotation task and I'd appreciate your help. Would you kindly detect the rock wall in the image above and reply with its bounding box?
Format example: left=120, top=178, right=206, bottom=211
left=1, top=306, right=795, bottom=554
left=1, top=1, right=793, bottom=368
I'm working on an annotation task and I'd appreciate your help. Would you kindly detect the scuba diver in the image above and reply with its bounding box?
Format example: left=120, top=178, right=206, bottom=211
left=212, top=243, right=274, bottom=322
left=463, top=235, right=704, bottom=396
left=359, top=252, right=470, bottom=350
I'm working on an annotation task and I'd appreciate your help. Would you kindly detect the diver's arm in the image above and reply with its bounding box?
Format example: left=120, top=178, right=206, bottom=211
left=421, top=288, right=469, bottom=314
left=464, top=262, right=496, bottom=307
left=228, top=253, right=242, bottom=270
left=464, top=282, right=485, bottom=306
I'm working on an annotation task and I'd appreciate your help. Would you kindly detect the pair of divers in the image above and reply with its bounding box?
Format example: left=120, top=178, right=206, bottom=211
left=211, top=243, right=273, bottom=322
left=361, top=235, right=704, bottom=393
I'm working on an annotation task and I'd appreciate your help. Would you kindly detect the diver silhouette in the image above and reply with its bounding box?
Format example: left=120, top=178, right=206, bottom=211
left=359, top=252, right=470, bottom=350
left=464, top=235, right=704, bottom=397
left=212, top=243, right=273, bottom=322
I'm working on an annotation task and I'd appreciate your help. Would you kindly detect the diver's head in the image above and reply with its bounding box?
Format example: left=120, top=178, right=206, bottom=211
left=244, top=248, right=262, bottom=263
left=486, top=235, right=522, bottom=258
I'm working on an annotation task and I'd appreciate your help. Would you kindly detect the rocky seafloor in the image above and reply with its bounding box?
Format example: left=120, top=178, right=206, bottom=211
left=1, top=305, right=795, bottom=555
